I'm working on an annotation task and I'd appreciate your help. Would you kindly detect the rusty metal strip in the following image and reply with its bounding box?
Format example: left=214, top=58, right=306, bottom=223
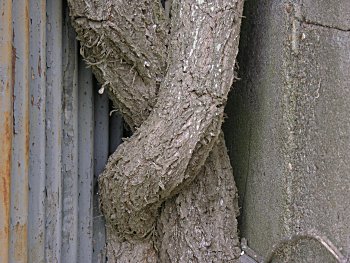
left=240, top=238, right=263, bottom=263
left=240, top=254, right=259, bottom=263
left=28, top=0, right=46, bottom=262
left=9, top=1, right=30, bottom=262
left=45, top=0, right=63, bottom=262
left=0, top=1, right=13, bottom=262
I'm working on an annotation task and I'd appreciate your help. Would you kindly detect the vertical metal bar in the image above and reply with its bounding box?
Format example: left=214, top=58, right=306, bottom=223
left=77, top=57, right=94, bottom=263
left=28, top=1, right=46, bottom=262
left=108, top=109, right=123, bottom=155
left=10, top=1, right=30, bottom=262
left=0, top=0, right=13, bottom=262
left=93, top=84, right=109, bottom=263
left=61, top=5, right=79, bottom=262
left=45, top=0, right=63, bottom=262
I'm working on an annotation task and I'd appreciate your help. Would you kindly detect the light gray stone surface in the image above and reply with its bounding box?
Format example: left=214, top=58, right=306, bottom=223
left=225, top=1, right=350, bottom=262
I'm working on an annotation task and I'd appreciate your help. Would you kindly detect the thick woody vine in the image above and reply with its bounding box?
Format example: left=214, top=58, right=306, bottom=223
left=68, top=0, right=244, bottom=262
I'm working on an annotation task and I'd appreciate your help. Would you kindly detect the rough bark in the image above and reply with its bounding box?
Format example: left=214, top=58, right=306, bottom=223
left=157, top=133, right=241, bottom=262
left=68, top=0, right=244, bottom=262
left=69, top=0, right=168, bottom=128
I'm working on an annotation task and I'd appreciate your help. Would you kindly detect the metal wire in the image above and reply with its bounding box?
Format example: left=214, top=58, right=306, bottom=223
left=241, top=230, right=349, bottom=263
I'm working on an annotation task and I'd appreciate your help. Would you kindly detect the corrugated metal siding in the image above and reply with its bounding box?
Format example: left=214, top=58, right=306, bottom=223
left=28, top=1, right=47, bottom=262
left=77, top=56, right=94, bottom=263
left=0, top=1, right=123, bottom=262
left=0, top=1, right=14, bottom=262
left=10, top=1, right=30, bottom=262
left=92, top=88, right=109, bottom=263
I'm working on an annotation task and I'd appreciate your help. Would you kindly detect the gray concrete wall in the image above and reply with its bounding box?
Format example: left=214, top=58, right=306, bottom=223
left=224, top=0, right=350, bottom=262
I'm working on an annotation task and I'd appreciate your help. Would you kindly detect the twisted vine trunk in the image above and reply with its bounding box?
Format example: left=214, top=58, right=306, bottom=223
left=68, top=0, right=244, bottom=262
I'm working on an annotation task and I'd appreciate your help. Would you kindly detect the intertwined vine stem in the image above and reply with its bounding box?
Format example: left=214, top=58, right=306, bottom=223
left=68, top=0, right=244, bottom=262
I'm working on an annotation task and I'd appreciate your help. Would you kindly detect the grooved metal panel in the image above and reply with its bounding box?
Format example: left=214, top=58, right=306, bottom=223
left=45, top=0, right=63, bottom=261
left=109, top=110, right=123, bottom=155
left=93, top=85, right=110, bottom=263
left=0, top=1, right=123, bottom=262
left=28, top=0, right=46, bottom=262
left=0, top=1, right=13, bottom=262
left=10, top=1, right=30, bottom=263
left=61, top=6, right=79, bottom=262
left=77, top=56, right=94, bottom=263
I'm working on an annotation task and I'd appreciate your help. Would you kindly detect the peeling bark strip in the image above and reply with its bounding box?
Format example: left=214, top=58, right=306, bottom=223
left=68, top=0, right=244, bottom=262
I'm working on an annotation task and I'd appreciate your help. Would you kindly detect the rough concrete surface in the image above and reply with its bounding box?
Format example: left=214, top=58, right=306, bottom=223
left=224, top=0, right=350, bottom=262
left=302, top=0, right=350, bottom=31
